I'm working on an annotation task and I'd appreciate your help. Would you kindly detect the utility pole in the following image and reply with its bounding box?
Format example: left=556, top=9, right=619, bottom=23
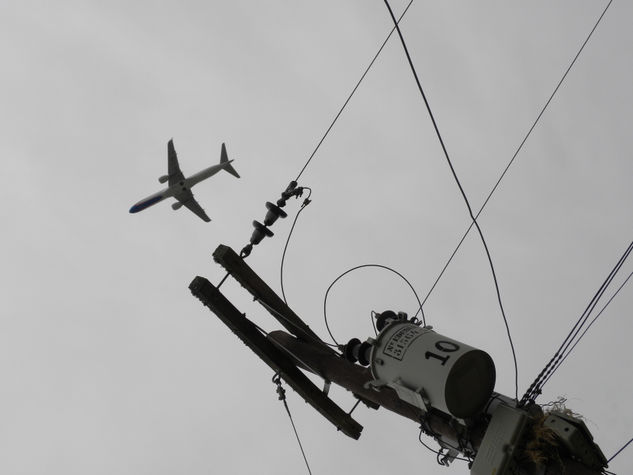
left=190, top=245, right=609, bottom=475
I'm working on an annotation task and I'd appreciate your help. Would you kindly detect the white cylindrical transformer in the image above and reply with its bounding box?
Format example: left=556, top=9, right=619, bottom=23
left=369, top=322, right=495, bottom=418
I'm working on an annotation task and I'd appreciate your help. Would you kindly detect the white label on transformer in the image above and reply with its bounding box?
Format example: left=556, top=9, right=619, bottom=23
left=383, top=325, right=425, bottom=360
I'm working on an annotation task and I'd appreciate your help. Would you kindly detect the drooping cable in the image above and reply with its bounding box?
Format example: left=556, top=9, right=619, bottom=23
left=294, top=0, right=413, bottom=181
left=280, top=188, right=312, bottom=305
left=418, top=428, right=440, bottom=455
left=272, top=374, right=314, bottom=475
left=420, top=0, right=614, bottom=308
left=383, top=0, right=518, bottom=400
left=608, top=436, right=633, bottom=464
left=417, top=428, right=471, bottom=464
left=323, top=264, right=426, bottom=347
left=521, top=238, right=633, bottom=404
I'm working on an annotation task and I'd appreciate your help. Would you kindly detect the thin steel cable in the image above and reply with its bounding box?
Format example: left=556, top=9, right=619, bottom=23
left=273, top=375, right=313, bottom=475
left=255, top=296, right=337, bottom=349
left=294, top=0, right=413, bottom=181
left=608, top=436, right=633, bottom=463
left=383, top=0, right=518, bottom=400
left=269, top=331, right=329, bottom=377
left=323, top=263, right=426, bottom=346
left=421, top=0, right=615, bottom=308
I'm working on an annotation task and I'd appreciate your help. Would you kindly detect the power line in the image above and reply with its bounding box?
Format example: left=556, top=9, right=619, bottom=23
left=541, top=269, right=632, bottom=388
left=420, top=0, right=615, bottom=308
left=608, top=435, right=633, bottom=464
left=280, top=188, right=312, bottom=305
left=521, top=238, right=633, bottom=404
left=524, top=239, right=632, bottom=402
left=383, top=0, right=518, bottom=400
left=323, top=263, right=426, bottom=347
left=294, top=0, right=413, bottom=181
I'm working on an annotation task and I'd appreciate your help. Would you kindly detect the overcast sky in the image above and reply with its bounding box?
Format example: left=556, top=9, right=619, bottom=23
left=1, top=1, right=632, bottom=474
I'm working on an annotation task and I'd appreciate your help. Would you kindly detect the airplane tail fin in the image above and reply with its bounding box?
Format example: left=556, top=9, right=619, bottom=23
left=220, top=143, right=240, bottom=178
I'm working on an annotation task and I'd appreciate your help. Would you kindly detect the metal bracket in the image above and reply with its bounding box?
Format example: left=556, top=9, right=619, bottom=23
left=384, top=378, right=430, bottom=413
left=544, top=411, right=607, bottom=470
left=365, top=377, right=431, bottom=414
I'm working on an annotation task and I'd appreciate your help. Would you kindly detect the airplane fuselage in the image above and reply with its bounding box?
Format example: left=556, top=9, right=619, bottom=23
left=129, top=162, right=228, bottom=213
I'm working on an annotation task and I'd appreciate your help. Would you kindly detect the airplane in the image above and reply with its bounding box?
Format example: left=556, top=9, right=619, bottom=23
left=129, top=139, right=239, bottom=222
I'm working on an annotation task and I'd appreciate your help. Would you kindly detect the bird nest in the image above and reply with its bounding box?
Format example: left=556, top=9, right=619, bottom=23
left=518, top=398, right=581, bottom=470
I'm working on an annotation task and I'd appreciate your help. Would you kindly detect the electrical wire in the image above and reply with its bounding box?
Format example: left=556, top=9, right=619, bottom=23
left=255, top=295, right=337, bottom=349
left=280, top=188, right=312, bottom=305
left=521, top=238, right=633, bottom=404
left=272, top=374, right=313, bottom=475
left=418, top=428, right=440, bottom=455
left=523, top=239, right=633, bottom=402
left=370, top=310, right=378, bottom=336
left=323, top=264, right=426, bottom=346
left=540, top=269, right=633, bottom=388
left=608, top=436, right=633, bottom=464
left=417, top=428, right=471, bottom=464
left=419, top=0, right=615, bottom=311
left=294, top=0, right=413, bottom=181
left=383, top=0, right=518, bottom=400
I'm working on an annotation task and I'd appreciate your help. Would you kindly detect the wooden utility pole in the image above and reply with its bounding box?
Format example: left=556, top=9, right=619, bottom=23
left=190, top=245, right=608, bottom=475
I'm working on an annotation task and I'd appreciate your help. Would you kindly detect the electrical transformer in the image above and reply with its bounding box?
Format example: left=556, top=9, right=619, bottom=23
left=345, top=311, right=496, bottom=419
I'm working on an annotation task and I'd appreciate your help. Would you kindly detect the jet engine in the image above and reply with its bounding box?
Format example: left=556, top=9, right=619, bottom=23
left=159, top=175, right=169, bottom=184
left=171, top=201, right=183, bottom=210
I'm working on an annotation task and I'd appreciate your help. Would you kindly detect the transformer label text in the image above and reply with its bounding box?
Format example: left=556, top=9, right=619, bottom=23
left=383, top=326, right=425, bottom=361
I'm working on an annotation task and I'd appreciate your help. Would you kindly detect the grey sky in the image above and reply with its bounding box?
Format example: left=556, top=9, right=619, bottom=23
left=1, top=1, right=632, bottom=474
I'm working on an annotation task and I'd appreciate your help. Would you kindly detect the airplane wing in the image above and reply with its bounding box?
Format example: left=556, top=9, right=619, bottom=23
left=176, top=191, right=211, bottom=222
left=167, top=139, right=185, bottom=186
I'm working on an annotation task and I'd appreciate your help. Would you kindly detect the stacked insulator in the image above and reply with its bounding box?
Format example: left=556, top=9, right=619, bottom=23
left=342, top=310, right=409, bottom=366
left=240, top=181, right=305, bottom=257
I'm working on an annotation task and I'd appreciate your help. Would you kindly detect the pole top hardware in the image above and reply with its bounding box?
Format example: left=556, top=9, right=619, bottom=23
left=544, top=411, right=608, bottom=471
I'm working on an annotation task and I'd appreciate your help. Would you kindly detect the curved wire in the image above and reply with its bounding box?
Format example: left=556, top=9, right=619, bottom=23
left=323, top=264, right=426, bottom=346
left=418, top=428, right=440, bottom=455
left=384, top=0, right=518, bottom=400
left=418, top=429, right=471, bottom=464
left=280, top=188, right=312, bottom=305
left=370, top=310, right=378, bottom=336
